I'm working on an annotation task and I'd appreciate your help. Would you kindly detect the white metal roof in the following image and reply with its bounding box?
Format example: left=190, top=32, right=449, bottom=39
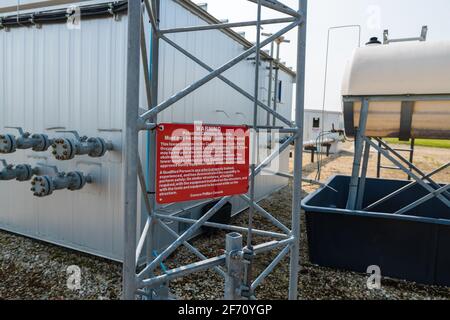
left=342, top=41, right=450, bottom=96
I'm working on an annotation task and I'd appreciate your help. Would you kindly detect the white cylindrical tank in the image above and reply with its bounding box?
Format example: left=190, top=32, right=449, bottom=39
left=342, top=40, right=450, bottom=140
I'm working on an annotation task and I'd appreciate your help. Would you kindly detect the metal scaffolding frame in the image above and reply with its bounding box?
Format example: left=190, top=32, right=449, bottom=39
left=123, top=0, right=308, bottom=300
left=344, top=95, right=450, bottom=213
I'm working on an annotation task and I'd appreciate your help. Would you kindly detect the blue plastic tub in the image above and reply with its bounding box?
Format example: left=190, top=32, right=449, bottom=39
left=303, top=175, right=450, bottom=286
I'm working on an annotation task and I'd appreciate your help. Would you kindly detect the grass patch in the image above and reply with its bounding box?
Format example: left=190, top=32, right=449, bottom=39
left=384, top=138, right=450, bottom=149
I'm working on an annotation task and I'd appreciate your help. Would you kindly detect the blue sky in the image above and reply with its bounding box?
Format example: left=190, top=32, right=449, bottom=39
left=198, top=0, right=450, bottom=112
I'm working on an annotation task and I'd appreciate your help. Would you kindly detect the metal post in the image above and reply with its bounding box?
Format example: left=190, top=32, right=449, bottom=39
left=272, top=40, right=281, bottom=127
left=266, top=39, right=274, bottom=126
left=356, top=140, right=371, bottom=210
left=376, top=138, right=382, bottom=178
left=289, top=0, right=307, bottom=301
left=409, top=138, right=415, bottom=180
left=146, top=0, right=160, bottom=270
left=346, top=98, right=370, bottom=210
left=244, top=0, right=262, bottom=295
left=224, top=233, right=244, bottom=300
left=123, top=0, right=142, bottom=300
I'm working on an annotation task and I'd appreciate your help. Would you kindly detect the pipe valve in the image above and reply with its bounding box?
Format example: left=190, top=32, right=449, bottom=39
left=0, top=160, right=37, bottom=181
left=51, top=131, right=113, bottom=161
left=31, top=171, right=92, bottom=197
left=0, top=127, right=52, bottom=154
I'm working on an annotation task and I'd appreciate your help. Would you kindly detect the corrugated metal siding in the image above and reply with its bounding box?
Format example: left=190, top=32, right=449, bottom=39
left=0, top=0, right=294, bottom=260
left=0, top=16, right=128, bottom=260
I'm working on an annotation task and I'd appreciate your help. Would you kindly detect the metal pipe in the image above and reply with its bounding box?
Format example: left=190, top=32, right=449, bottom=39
left=343, top=94, right=450, bottom=102
left=224, top=233, right=244, bottom=299
left=246, top=0, right=301, bottom=17
left=160, top=17, right=296, bottom=34
left=139, top=255, right=226, bottom=289
left=271, top=40, right=281, bottom=127
left=122, top=0, right=141, bottom=300
left=346, top=98, right=370, bottom=210
left=245, top=0, right=263, bottom=292
left=356, top=140, right=371, bottom=210
left=136, top=216, right=151, bottom=265
left=143, top=0, right=158, bottom=34
left=140, top=14, right=152, bottom=108
left=289, top=0, right=308, bottom=301
left=251, top=244, right=290, bottom=291
left=266, top=39, right=274, bottom=126
left=254, top=238, right=295, bottom=254
left=146, top=0, right=161, bottom=274
left=155, top=213, right=289, bottom=239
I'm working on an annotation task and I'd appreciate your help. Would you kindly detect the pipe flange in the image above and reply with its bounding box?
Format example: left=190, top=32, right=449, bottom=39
left=0, top=134, right=17, bottom=154
left=67, top=171, right=86, bottom=191
left=87, top=137, right=108, bottom=158
left=52, top=138, right=75, bottom=161
left=31, top=176, right=54, bottom=197
left=15, top=164, right=34, bottom=181
left=31, top=134, right=51, bottom=152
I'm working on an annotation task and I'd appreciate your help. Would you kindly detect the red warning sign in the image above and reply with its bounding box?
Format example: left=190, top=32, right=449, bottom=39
left=156, top=123, right=250, bottom=204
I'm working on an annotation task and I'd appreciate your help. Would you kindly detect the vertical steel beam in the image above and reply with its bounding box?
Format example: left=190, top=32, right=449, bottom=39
left=272, top=41, right=281, bottom=127
left=122, top=0, right=142, bottom=300
left=289, top=0, right=307, bottom=301
left=245, top=0, right=262, bottom=292
left=266, top=41, right=274, bottom=126
left=356, top=140, right=371, bottom=210
left=346, top=98, right=369, bottom=210
left=146, top=0, right=160, bottom=270
left=376, top=138, right=382, bottom=178
left=409, top=138, right=415, bottom=181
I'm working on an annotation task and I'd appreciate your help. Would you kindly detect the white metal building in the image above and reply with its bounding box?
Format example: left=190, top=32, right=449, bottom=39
left=0, top=0, right=295, bottom=260
left=303, top=109, right=344, bottom=154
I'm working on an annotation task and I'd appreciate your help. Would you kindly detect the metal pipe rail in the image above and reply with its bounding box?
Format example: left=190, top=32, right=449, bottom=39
left=160, top=17, right=297, bottom=34
left=138, top=237, right=294, bottom=289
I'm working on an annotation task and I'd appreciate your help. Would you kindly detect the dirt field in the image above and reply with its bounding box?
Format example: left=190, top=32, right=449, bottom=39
left=0, top=142, right=449, bottom=300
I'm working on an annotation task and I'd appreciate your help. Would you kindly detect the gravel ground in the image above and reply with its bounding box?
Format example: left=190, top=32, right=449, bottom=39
left=1, top=142, right=449, bottom=300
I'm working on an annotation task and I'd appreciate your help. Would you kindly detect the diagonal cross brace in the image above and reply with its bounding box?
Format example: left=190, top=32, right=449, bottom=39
left=365, top=138, right=450, bottom=208
left=139, top=19, right=301, bottom=122
left=395, top=184, right=450, bottom=215
left=159, top=34, right=294, bottom=127
left=364, top=162, right=450, bottom=211
left=137, top=134, right=296, bottom=280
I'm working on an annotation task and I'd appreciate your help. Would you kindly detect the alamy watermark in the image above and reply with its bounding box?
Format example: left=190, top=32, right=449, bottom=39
left=66, top=6, right=81, bottom=30
left=66, top=265, right=82, bottom=291
left=366, top=5, right=382, bottom=31
left=366, top=265, right=382, bottom=290
left=167, top=121, right=283, bottom=175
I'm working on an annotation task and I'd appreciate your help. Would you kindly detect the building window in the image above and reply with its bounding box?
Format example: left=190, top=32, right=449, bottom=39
left=313, top=117, right=320, bottom=129
left=278, top=80, right=282, bottom=103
